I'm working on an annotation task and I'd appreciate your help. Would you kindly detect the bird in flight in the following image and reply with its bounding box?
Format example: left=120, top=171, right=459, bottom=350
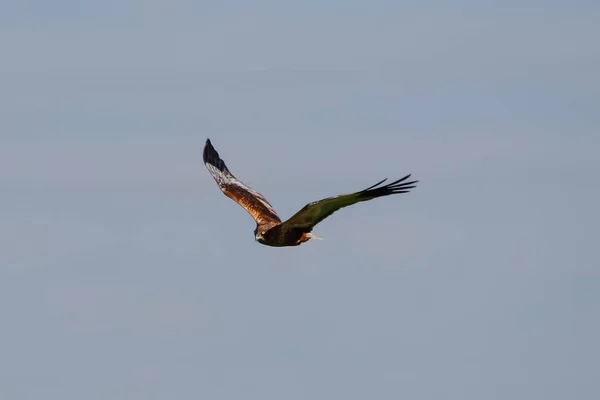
left=203, top=139, right=417, bottom=247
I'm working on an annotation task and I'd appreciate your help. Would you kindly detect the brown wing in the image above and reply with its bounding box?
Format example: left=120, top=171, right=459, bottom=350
left=203, top=139, right=281, bottom=226
left=278, top=175, right=417, bottom=231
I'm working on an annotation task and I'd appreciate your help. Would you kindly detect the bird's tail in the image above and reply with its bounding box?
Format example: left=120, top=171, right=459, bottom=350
left=306, top=233, right=324, bottom=240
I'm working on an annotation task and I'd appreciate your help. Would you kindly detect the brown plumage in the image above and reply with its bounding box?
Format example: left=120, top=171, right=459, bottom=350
left=203, top=139, right=418, bottom=247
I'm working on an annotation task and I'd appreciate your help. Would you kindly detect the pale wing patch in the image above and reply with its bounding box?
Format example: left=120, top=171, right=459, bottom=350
left=205, top=163, right=279, bottom=220
left=205, top=163, right=230, bottom=188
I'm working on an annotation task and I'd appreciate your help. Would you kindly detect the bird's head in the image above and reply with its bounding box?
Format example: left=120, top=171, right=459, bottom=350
left=254, top=228, right=266, bottom=243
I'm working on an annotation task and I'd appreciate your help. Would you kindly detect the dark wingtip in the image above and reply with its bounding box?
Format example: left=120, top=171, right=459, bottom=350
left=359, top=174, right=418, bottom=198
left=203, top=138, right=217, bottom=164
left=203, top=138, right=230, bottom=174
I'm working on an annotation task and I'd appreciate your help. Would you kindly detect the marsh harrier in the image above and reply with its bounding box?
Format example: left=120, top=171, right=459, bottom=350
left=203, top=139, right=417, bottom=247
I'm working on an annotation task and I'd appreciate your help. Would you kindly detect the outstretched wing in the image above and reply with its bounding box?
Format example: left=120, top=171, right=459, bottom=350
left=278, top=175, right=417, bottom=231
left=203, top=139, right=281, bottom=226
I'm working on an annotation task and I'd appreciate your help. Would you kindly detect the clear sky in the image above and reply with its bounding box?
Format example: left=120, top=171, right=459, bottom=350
left=1, top=1, right=598, bottom=399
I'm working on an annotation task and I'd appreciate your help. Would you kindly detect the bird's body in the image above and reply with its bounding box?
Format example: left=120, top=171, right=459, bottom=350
left=203, top=139, right=417, bottom=247
left=256, top=224, right=311, bottom=247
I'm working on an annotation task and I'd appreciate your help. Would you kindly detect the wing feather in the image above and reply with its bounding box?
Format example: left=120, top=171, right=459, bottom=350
left=279, top=174, right=417, bottom=231
left=203, top=139, right=281, bottom=225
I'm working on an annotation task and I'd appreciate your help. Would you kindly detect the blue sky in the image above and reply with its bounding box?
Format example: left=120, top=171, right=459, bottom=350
left=1, top=1, right=599, bottom=399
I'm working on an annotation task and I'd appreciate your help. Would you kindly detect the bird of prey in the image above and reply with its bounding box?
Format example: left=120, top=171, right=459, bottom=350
left=203, top=139, right=417, bottom=247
